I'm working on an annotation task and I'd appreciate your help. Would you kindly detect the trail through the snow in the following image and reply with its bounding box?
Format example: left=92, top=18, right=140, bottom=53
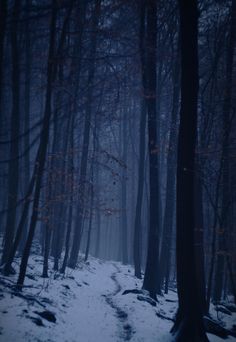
left=1, top=256, right=235, bottom=342
left=104, top=263, right=134, bottom=341
left=0, top=258, right=126, bottom=342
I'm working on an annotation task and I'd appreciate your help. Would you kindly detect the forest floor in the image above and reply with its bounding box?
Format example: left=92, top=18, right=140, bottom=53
left=0, top=254, right=235, bottom=342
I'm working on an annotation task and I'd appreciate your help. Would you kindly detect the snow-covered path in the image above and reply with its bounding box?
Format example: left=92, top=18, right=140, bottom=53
left=0, top=256, right=235, bottom=342
left=104, top=263, right=134, bottom=341
left=0, top=258, right=123, bottom=342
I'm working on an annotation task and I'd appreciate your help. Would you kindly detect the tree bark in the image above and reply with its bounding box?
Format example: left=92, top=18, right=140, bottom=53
left=0, top=0, right=7, bottom=121
left=16, top=1, right=57, bottom=289
left=121, top=111, right=128, bottom=264
left=19, top=0, right=32, bottom=253
left=213, top=0, right=236, bottom=304
left=159, top=38, right=180, bottom=292
left=133, top=1, right=146, bottom=279
left=1, top=0, right=20, bottom=265
left=68, top=0, right=101, bottom=269
left=142, top=0, right=161, bottom=298
left=171, top=0, right=209, bottom=340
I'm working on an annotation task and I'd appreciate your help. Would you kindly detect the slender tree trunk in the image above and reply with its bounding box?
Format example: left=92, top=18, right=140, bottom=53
left=159, top=40, right=180, bottom=291
left=142, top=0, right=161, bottom=298
left=3, top=150, right=39, bottom=275
left=133, top=3, right=146, bottom=279
left=60, top=117, right=74, bottom=273
left=16, top=1, right=57, bottom=289
left=19, top=0, right=32, bottom=253
left=194, top=161, right=207, bottom=315
left=42, top=142, right=56, bottom=278
left=68, top=0, right=101, bottom=269
left=121, top=111, right=128, bottom=264
left=133, top=101, right=146, bottom=277
left=60, top=201, right=73, bottom=274
left=0, top=0, right=7, bottom=121
left=134, top=101, right=146, bottom=278
left=94, top=168, right=101, bottom=258
left=213, top=0, right=236, bottom=304
left=85, top=187, right=94, bottom=262
left=52, top=103, right=70, bottom=271
left=1, top=0, right=20, bottom=265
left=42, top=221, right=51, bottom=278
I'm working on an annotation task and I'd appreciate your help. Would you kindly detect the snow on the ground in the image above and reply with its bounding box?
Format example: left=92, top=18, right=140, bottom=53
left=0, top=256, right=235, bottom=342
left=113, top=263, right=236, bottom=342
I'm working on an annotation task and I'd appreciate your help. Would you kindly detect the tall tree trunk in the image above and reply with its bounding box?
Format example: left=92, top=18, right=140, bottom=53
left=121, top=112, right=128, bottom=264
left=1, top=0, right=20, bottom=265
left=133, top=2, right=146, bottom=279
left=51, top=83, right=70, bottom=271
left=133, top=100, right=146, bottom=278
left=16, top=1, right=57, bottom=289
left=42, top=118, right=59, bottom=278
left=194, top=161, right=207, bottom=315
left=4, top=149, right=40, bottom=275
left=0, top=0, right=7, bottom=234
left=19, top=0, right=32, bottom=253
left=94, top=168, right=101, bottom=258
left=68, top=0, right=101, bottom=269
left=213, top=0, right=236, bottom=304
left=0, top=0, right=7, bottom=121
left=159, top=40, right=180, bottom=292
left=142, top=0, right=161, bottom=298
left=42, top=220, right=51, bottom=278
left=171, top=1, right=208, bottom=340
left=60, top=117, right=74, bottom=273
left=84, top=184, right=94, bottom=262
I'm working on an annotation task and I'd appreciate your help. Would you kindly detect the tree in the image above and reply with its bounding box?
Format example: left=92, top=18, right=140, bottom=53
left=142, top=0, right=161, bottom=298
left=17, top=0, right=57, bottom=289
left=68, top=0, right=102, bottom=269
left=159, top=34, right=180, bottom=293
left=0, top=0, right=7, bottom=121
left=133, top=0, right=147, bottom=279
left=213, top=0, right=236, bottom=304
left=1, top=0, right=20, bottom=265
left=171, top=0, right=209, bottom=340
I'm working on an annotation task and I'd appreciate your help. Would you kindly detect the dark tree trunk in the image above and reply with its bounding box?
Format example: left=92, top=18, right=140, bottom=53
left=0, top=0, right=7, bottom=121
left=68, top=0, right=101, bottom=269
left=3, top=150, right=39, bottom=275
left=159, top=39, right=180, bottom=292
left=171, top=1, right=209, bottom=340
left=85, top=189, right=94, bottom=262
left=93, top=123, right=101, bottom=258
left=60, top=200, right=73, bottom=274
left=194, top=161, right=207, bottom=315
left=19, top=0, right=32, bottom=253
left=0, top=0, right=7, bottom=233
left=16, top=1, right=57, bottom=289
left=133, top=2, right=146, bottom=279
left=60, top=117, right=74, bottom=273
left=134, top=101, right=146, bottom=278
left=121, top=112, right=128, bottom=265
left=142, top=0, right=161, bottom=299
left=52, top=106, right=70, bottom=271
left=213, top=0, right=236, bottom=304
left=42, top=221, right=51, bottom=278
left=95, top=210, right=101, bottom=257
left=1, top=0, right=20, bottom=265
left=42, top=139, right=56, bottom=278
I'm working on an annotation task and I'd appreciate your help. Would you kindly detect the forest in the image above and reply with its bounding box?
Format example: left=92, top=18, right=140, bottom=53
left=0, top=0, right=236, bottom=341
